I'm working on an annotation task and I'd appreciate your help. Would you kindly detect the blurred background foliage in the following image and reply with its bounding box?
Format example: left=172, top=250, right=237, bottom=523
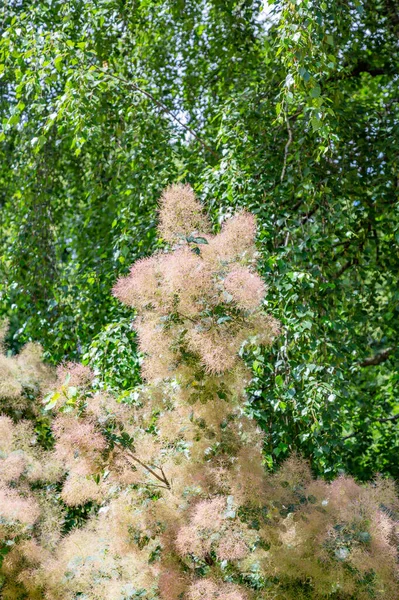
left=0, top=0, right=398, bottom=480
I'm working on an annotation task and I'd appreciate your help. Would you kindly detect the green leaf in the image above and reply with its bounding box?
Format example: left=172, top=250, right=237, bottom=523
left=186, top=235, right=209, bottom=244
left=54, top=55, right=63, bottom=71
left=311, top=116, right=322, bottom=130
left=67, top=386, right=77, bottom=398
left=299, top=67, right=311, bottom=81
left=310, top=85, right=321, bottom=98
left=217, top=316, right=232, bottom=325
left=43, top=391, right=60, bottom=410
left=8, top=113, right=20, bottom=126
left=357, top=531, right=371, bottom=543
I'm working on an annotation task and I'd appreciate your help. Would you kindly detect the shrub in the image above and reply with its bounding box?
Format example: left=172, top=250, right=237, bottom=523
left=0, top=185, right=398, bottom=599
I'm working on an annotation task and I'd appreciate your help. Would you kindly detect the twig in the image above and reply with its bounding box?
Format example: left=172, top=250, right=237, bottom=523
left=280, top=112, right=293, bottom=183
left=333, top=258, right=358, bottom=279
left=359, top=347, right=394, bottom=367
left=125, top=447, right=170, bottom=488
left=139, top=482, right=170, bottom=490
left=377, top=413, right=399, bottom=424
left=115, top=442, right=170, bottom=489
left=300, top=204, right=320, bottom=224
left=342, top=431, right=361, bottom=441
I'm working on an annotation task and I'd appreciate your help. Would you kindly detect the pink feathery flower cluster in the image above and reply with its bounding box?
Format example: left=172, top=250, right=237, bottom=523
left=223, top=267, right=266, bottom=310
left=157, top=183, right=211, bottom=244
left=56, top=362, right=93, bottom=387
left=188, top=579, right=246, bottom=600
left=176, top=496, right=253, bottom=562
left=53, top=416, right=107, bottom=483
left=113, top=184, right=279, bottom=379
left=0, top=484, right=40, bottom=528
left=0, top=332, right=55, bottom=416
left=0, top=414, right=14, bottom=452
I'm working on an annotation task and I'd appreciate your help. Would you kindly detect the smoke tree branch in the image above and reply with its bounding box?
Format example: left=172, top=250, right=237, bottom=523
left=115, top=441, right=171, bottom=489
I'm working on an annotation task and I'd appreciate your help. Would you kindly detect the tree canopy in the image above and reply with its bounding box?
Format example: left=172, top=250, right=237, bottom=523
left=0, top=0, right=398, bottom=481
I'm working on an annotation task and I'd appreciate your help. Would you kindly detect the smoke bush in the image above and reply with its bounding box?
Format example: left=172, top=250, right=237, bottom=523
left=0, top=324, right=55, bottom=419
left=0, top=185, right=398, bottom=599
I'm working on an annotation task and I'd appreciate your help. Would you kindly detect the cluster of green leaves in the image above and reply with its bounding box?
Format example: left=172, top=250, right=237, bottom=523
left=82, top=319, right=142, bottom=392
left=1, top=0, right=398, bottom=479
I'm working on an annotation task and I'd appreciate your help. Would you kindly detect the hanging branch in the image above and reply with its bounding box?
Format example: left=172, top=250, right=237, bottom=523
left=93, top=66, right=220, bottom=160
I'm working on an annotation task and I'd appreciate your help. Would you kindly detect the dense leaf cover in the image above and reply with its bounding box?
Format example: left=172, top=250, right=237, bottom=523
left=0, top=0, right=398, bottom=482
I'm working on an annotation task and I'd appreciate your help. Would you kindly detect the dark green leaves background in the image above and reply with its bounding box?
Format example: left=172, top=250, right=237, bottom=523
left=1, top=0, right=398, bottom=479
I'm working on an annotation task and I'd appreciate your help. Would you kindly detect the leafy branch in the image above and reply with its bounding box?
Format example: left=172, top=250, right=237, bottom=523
left=359, top=347, right=394, bottom=367
left=343, top=414, right=399, bottom=441
left=92, top=66, right=220, bottom=161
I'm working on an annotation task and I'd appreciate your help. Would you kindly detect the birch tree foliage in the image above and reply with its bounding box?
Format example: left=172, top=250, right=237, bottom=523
left=0, top=0, right=398, bottom=479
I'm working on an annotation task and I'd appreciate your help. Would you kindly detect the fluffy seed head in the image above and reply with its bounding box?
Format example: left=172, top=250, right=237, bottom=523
left=0, top=485, right=40, bottom=526
left=53, top=417, right=106, bottom=473
left=188, top=580, right=246, bottom=600
left=61, top=473, right=105, bottom=506
left=163, top=248, right=215, bottom=315
left=0, top=415, right=14, bottom=453
left=209, top=211, right=257, bottom=264
left=224, top=267, right=266, bottom=310
left=56, top=362, right=93, bottom=388
left=0, top=355, right=23, bottom=399
left=113, top=255, right=164, bottom=311
left=158, top=184, right=211, bottom=244
left=191, top=497, right=226, bottom=528
left=158, top=568, right=188, bottom=600
left=0, top=452, right=26, bottom=483
left=217, top=531, right=249, bottom=560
